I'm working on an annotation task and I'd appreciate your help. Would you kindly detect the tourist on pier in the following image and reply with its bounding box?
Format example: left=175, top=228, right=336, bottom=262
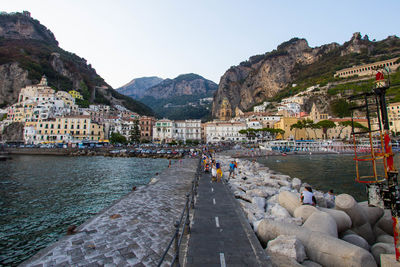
left=211, top=163, right=217, bottom=182
left=301, top=186, right=316, bottom=206
left=229, top=161, right=236, bottom=180
left=216, top=162, right=223, bottom=182
left=325, top=189, right=336, bottom=208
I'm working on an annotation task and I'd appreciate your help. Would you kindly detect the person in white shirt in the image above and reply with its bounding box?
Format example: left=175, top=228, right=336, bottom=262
left=301, top=186, right=316, bottom=206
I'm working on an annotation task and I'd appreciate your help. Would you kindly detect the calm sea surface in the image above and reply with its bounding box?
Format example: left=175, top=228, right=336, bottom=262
left=0, top=155, right=170, bottom=266
left=257, top=153, right=400, bottom=202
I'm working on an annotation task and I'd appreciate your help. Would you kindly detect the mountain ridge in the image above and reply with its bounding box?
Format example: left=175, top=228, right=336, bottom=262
left=212, top=32, right=400, bottom=118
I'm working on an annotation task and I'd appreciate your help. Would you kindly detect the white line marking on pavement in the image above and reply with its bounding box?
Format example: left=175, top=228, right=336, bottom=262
left=213, top=198, right=216, bottom=205
left=215, top=216, right=220, bottom=228
left=220, top=253, right=226, bottom=267
left=211, top=188, right=214, bottom=192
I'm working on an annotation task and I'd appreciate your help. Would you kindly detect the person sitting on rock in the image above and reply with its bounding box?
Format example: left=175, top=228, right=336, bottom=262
left=301, top=186, right=316, bottom=206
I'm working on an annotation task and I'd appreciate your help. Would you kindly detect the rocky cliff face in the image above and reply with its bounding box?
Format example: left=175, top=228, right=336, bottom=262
left=212, top=38, right=328, bottom=117
left=0, top=12, right=153, bottom=115
left=143, top=73, right=217, bottom=99
left=0, top=62, right=31, bottom=106
left=116, top=76, right=163, bottom=99
left=212, top=33, right=400, bottom=118
left=0, top=12, right=57, bottom=45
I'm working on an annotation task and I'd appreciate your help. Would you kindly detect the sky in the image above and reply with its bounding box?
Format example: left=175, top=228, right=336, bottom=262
left=2, top=0, right=400, bottom=88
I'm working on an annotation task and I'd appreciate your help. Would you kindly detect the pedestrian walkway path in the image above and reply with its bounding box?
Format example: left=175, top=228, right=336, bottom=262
left=185, top=172, right=270, bottom=266
left=21, top=158, right=198, bottom=267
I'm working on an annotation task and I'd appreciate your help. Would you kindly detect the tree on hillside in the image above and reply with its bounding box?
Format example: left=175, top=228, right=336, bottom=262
left=316, top=120, right=336, bottom=139
left=239, top=128, right=257, bottom=141
left=298, top=119, right=315, bottom=139
left=290, top=121, right=304, bottom=140
left=110, top=132, right=127, bottom=144
left=337, top=121, right=368, bottom=139
left=330, top=99, right=352, bottom=118
left=129, top=119, right=141, bottom=143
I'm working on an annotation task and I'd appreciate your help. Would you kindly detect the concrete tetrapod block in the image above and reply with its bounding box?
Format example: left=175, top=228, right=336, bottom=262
left=351, top=222, right=376, bottom=245
left=335, top=194, right=368, bottom=227
left=266, top=235, right=307, bottom=263
left=342, top=234, right=370, bottom=251
left=303, top=211, right=338, bottom=238
left=371, top=242, right=396, bottom=265
left=359, top=202, right=384, bottom=226
left=294, top=205, right=318, bottom=223
left=375, top=210, right=394, bottom=236
left=376, top=234, right=395, bottom=244
left=278, top=191, right=302, bottom=216
left=256, top=219, right=377, bottom=267
left=301, top=260, right=322, bottom=267
left=318, top=207, right=352, bottom=233
left=373, top=224, right=388, bottom=237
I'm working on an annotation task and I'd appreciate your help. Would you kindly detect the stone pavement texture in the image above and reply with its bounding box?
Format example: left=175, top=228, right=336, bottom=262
left=21, top=158, right=199, bottom=267
left=185, top=172, right=271, bottom=267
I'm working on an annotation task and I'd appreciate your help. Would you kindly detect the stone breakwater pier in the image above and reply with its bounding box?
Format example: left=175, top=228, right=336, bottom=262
left=21, top=158, right=198, bottom=267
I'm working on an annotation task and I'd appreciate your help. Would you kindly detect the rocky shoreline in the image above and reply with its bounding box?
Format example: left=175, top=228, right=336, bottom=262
left=216, top=154, right=395, bottom=267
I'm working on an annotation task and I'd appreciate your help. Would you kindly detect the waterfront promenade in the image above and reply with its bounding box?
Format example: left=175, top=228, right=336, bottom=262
left=185, top=172, right=270, bottom=266
left=21, top=158, right=198, bottom=267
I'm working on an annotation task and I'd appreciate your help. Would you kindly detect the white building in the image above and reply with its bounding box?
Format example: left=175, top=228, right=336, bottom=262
left=18, top=76, right=55, bottom=103
left=23, top=126, right=37, bottom=144
left=153, top=119, right=174, bottom=143
left=277, top=102, right=301, bottom=117
left=204, top=121, right=246, bottom=143
left=173, top=120, right=202, bottom=142
left=253, top=101, right=270, bottom=113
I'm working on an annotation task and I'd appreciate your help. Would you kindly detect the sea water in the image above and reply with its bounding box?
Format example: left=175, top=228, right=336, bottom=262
left=0, top=155, right=169, bottom=266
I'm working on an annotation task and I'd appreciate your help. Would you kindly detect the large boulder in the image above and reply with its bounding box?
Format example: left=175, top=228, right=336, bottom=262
left=266, top=235, right=307, bottom=263
left=291, top=178, right=302, bottom=191
left=294, top=205, right=318, bottom=223
left=252, top=196, right=266, bottom=211
left=278, top=191, right=302, bottom=216
left=270, top=204, right=291, bottom=219
left=303, top=211, right=338, bottom=238
left=257, top=219, right=377, bottom=267
left=318, top=207, right=352, bottom=233
left=335, top=194, right=368, bottom=227
left=341, top=234, right=370, bottom=251
left=371, top=242, right=396, bottom=265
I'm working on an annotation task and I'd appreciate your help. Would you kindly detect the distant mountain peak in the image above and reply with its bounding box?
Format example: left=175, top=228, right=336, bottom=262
left=116, top=76, right=163, bottom=99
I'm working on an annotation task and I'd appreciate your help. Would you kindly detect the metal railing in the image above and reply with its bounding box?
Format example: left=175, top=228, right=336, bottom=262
left=157, top=158, right=201, bottom=267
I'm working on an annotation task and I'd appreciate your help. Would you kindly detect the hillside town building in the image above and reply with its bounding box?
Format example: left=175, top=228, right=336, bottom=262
left=334, top=57, right=400, bottom=78
left=2, top=74, right=400, bottom=145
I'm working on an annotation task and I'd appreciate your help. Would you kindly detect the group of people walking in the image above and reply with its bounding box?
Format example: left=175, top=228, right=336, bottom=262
left=201, top=152, right=237, bottom=183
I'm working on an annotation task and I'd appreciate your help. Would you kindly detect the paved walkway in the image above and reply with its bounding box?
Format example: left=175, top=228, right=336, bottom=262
left=185, top=172, right=270, bottom=267
left=21, top=158, right=198, bottom=267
